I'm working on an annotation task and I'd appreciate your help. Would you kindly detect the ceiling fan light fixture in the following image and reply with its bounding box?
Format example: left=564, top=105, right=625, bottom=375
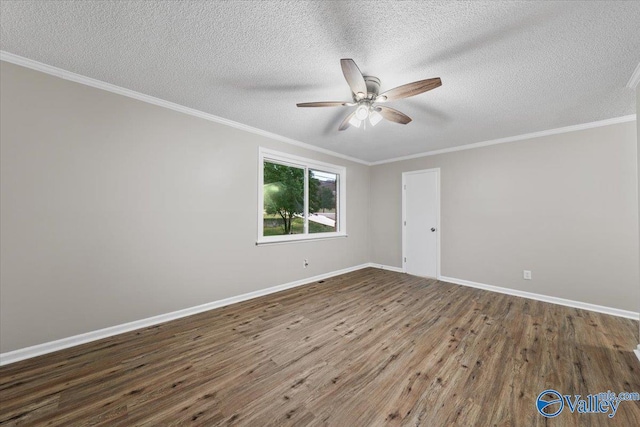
left=348, top=115, right=362, bottom=128
left=355, top=104, right=369, bottom=121
left=369, top=109, right=383, bottom=126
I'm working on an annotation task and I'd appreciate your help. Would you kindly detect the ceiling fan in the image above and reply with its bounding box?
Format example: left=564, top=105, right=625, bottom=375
left=297, top=59, right=442, bottom=131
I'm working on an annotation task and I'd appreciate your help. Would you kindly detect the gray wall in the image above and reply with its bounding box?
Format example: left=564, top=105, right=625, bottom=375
left=0, top=62, right=370, bottom=353
left=2, top=60, right=638, bottom=354
left=370, top=121, right=639, bottom=311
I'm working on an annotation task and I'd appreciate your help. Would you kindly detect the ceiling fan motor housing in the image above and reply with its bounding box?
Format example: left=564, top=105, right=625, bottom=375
left=362, top=76, right=381, bottom=99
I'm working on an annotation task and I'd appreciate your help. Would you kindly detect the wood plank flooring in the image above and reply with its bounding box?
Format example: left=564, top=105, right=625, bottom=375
left=0, top=268, right=639, bottom=426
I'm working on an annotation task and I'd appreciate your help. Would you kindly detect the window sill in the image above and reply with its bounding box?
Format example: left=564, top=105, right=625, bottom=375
left=256, top=234, right=348, bottom=246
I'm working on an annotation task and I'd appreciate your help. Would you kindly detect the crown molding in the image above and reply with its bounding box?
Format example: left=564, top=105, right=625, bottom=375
left=370, top=114, right=637, bottom=166
left=626, top=61, right=640, bottom=89
left=2, top=51, right=636, bottom=167
left=0, top=51, right=370, bottom=166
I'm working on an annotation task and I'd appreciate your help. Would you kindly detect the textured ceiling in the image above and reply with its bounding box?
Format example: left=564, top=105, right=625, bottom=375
left=1, top=1, right=639, bottom=162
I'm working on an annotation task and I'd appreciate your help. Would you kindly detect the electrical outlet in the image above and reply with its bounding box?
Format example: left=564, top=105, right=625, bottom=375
left=303, top=259, right=309, bottom=268
left=523, top=270, right=532, bottom=280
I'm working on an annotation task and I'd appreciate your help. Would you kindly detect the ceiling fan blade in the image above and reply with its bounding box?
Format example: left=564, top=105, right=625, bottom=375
left=338, top=111, right=357, bottom=131
left=341, top=59, right=367, bottom=98
left=377, top=106, right=412, bottom=124
left=376, top=78, right=442, bottom=102
left=297, top=101, right=349, bottom=107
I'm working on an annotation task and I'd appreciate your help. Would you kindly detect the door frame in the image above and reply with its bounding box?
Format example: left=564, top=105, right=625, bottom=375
left=402, top=168, right=441, bottom=278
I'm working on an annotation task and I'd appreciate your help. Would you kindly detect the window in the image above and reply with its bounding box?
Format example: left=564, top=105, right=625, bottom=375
left=258, top=148, right=346, bottom=243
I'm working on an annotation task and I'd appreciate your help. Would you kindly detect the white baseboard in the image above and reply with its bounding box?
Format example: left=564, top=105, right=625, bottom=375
left=3, top=266, right=636, bottom=366
left=438, top=276, right=639, bottom=320
left=366, top=263, right=405, bottom=273
left=0, top=263, right=372, bottom=366
left=635, top=346, right=640, bottom=363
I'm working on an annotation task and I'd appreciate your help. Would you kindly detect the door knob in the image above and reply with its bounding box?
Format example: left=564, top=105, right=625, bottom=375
left=431, top=227, right=436, bottom=232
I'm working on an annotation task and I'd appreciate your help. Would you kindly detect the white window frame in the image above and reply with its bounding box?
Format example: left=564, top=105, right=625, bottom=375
left=258, top=147, right=347, bottom=244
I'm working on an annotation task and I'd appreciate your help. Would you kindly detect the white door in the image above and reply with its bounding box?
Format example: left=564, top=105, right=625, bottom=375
left=403, top=169, right=439, bottom=278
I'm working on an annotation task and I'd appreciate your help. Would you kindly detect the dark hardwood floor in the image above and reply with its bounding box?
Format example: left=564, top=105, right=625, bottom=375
left=0, top=268, right=638, bottom=426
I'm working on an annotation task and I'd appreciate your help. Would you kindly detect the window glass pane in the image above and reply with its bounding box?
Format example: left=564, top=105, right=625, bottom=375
left=309, top=169, right=337, bottom=234
left=263, top=161, right=305, bottom=236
